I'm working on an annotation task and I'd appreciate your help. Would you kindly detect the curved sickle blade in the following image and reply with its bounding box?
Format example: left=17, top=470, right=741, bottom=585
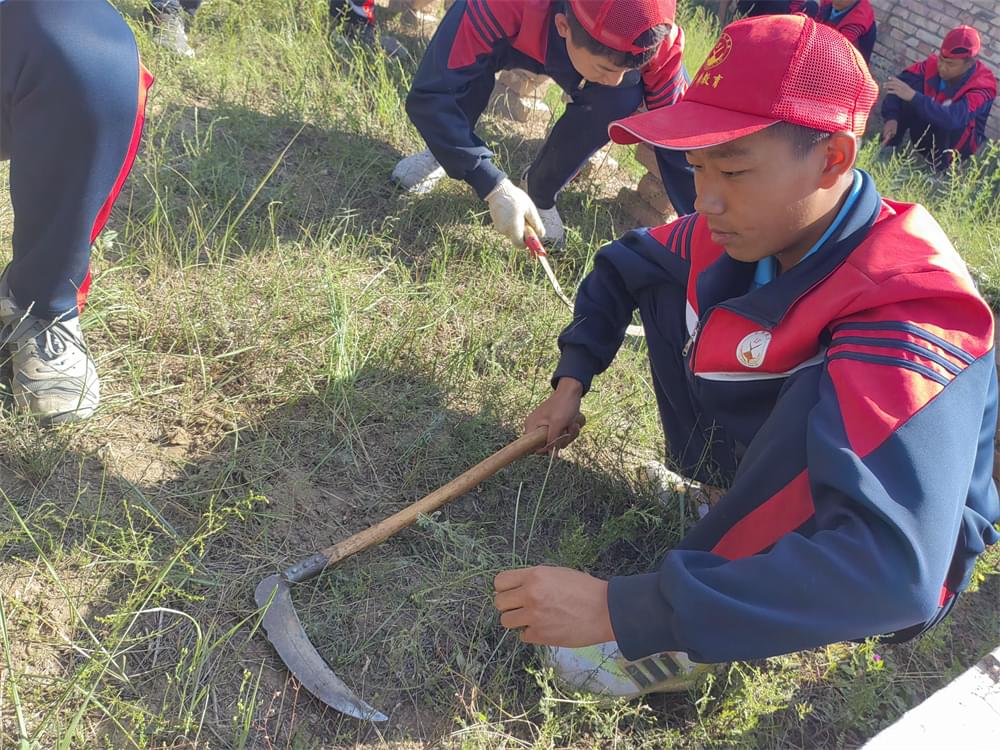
left=254, top=574, right=388, bottom=722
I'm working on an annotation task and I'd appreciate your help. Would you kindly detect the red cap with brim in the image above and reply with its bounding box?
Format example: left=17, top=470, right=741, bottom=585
left=610, top=14, right=878, bottom=151
left=610, top=102, right=779, bottom=151
left=941, top=25, right=981, bottom=59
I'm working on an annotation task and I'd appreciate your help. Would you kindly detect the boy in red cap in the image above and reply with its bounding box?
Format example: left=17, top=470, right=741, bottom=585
left=393, top=0, right=694, bottom=248
left=816, top=0, right=876, bottom=63
left=882, top=25, right=997, bottom=166
left=492, top=14, right=999, bottom=696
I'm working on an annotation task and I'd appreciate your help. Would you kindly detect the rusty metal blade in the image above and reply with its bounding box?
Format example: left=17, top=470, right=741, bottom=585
left=254, top=574, right=388, bottom=722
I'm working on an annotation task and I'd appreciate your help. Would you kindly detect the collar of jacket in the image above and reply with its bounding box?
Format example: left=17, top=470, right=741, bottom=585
left=694, top=168, right=882, bottom=328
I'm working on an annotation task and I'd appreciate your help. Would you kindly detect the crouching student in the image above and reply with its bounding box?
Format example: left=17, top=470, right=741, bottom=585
left=492, top=14, right=999, bottom=696
left=394, top=0, right=696, bottom=249
left=882, top=25, right=997, bottom=169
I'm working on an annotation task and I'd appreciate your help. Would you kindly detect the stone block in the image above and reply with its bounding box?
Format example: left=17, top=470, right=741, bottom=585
left=637, top=173, right=673, bottom=215
left=497, top=69, right=551, bottom=98
left=620, top=188, right=674, bottom=228
left=635, top=142, right=660, bottom=174
left=388, top=0, right=441, bottom=31
left=489, top=88, right=550, bottom=123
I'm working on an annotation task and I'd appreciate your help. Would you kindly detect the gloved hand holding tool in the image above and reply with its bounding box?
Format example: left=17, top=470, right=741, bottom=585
left=487, top=178, right=545, bottom=246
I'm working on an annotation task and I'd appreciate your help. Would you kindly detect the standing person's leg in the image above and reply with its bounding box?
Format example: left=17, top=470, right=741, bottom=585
left=524, top=76, right=644, bottom=245
left=0, top=0, right=152, bottom=423
left=525, top=77, right=644, bottom=210
left=148, top=0, right=199, bottom=57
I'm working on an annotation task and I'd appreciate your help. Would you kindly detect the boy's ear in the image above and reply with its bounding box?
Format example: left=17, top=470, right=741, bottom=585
left=818, top=132, right=857, bottom=189
left=554, top=13, right=570, bottom=40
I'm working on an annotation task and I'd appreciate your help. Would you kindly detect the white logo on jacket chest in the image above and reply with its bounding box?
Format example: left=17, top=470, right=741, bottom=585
left=737, top=331, right=772, bottom=369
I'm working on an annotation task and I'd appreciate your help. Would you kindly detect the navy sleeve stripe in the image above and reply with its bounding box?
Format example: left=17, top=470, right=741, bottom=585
left=832, top=321, right=975, bottom=364
left=465, top=2, right=498, bottom=47
left=469, top=0, right=500, bottom=47
left=645, top=90, right=679, bottom=108
left=473, top=0, right=505, bottom=41
left=664, top=218, right=684, bottom=256
left=646, top=72, right=682, bottom=100
left=827, top=351, right=952, bottom=386
left=831, top=336, right=964, bottom=376
left=645, top=81, right=682, bottom=107
left=679, top=214, right=697, bottom=260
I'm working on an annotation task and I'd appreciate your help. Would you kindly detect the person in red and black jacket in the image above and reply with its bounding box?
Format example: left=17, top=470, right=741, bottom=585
left=329, top=0, right=403, bottom=57
left=882, top=25, right=997, bottom=168
left=394, top=0, right=695, bottom=248
left=816, top=0, right=875, bottom=63
left=491, top=15, right=998, bottom=698
left=1, top=0, right=152, bottom=424
left=718, top=1, right=818, bottom=23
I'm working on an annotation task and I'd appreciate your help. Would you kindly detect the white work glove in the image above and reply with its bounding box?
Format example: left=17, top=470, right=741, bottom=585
left=486, top=178, right=545, bottom=246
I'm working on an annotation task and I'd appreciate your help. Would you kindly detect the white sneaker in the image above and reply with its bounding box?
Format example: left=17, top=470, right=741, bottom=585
left=537, top=206, right=565, bottom=249
left=641, top=461, right=724, bottom=519
left=540, top=640, right=715, bottom=697
left=1, top=286, right=99, bottom=424
left=391, top=149, right=445, bottom=194
left=153, top=10, right=196, bottom=58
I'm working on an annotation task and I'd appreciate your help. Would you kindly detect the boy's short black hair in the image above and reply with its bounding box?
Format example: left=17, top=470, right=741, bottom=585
left=766, top=121, right=833, bottom=158
left=561, top=2, right=669, bottom=69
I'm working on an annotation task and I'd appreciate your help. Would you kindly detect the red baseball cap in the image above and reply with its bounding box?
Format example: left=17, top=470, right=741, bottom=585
left=609, top=14, right=878, bottom=151
left=941, top=25, right=981, bottom=59
left=567, top=0, right=676, bottom=55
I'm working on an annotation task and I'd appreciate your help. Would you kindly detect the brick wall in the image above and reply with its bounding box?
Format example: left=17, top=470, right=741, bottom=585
left=868, top=0, right=1000, bottom=139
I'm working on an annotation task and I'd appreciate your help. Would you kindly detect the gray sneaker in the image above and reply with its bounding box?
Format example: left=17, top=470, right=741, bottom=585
left=153, top=10, right=195, bottom=58
left=0, top=288, right=99, bottom=425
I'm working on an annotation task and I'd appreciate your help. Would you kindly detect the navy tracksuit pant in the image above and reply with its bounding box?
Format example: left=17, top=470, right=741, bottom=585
left=0, top=0, right=150, bottom=320
left=635, top=268, right=740, bottom=484
left=448, top=55, right=694, bottom=213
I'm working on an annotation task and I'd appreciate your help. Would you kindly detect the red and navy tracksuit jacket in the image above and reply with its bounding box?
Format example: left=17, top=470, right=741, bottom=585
left=817, top=0, right=876, bottom=63
left=882, top=56, right=998, bottom=162
left=553, top=169, right=999, bottom=662
left=735, top=1, right=818, bottom=17
left=405, top=0, right=688, bottom=205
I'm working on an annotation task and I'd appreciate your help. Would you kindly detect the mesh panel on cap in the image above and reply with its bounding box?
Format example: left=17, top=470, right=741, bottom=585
left=600, top=0, right=671, bottom=47
left=772, top=21, right=878, bottom=136
left=571, top=0, right=673, bottom=52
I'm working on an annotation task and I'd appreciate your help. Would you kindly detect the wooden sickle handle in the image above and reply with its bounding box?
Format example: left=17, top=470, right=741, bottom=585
left=283, top=427, right=549, bottom=583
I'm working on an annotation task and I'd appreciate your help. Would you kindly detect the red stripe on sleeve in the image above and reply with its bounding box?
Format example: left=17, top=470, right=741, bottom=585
left=712, top=471, right=814, bottom=560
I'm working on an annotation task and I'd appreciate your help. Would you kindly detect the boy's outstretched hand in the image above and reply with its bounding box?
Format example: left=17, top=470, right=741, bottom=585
left=493, top=566, right=615, bottom=647
left=525, top=377, right=585, bottom=454
left=883, top=77, right=917, bottom=102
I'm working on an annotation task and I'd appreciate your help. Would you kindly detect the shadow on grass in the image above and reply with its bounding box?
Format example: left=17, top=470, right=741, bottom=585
left=0, top=363, right=688, bottom=747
